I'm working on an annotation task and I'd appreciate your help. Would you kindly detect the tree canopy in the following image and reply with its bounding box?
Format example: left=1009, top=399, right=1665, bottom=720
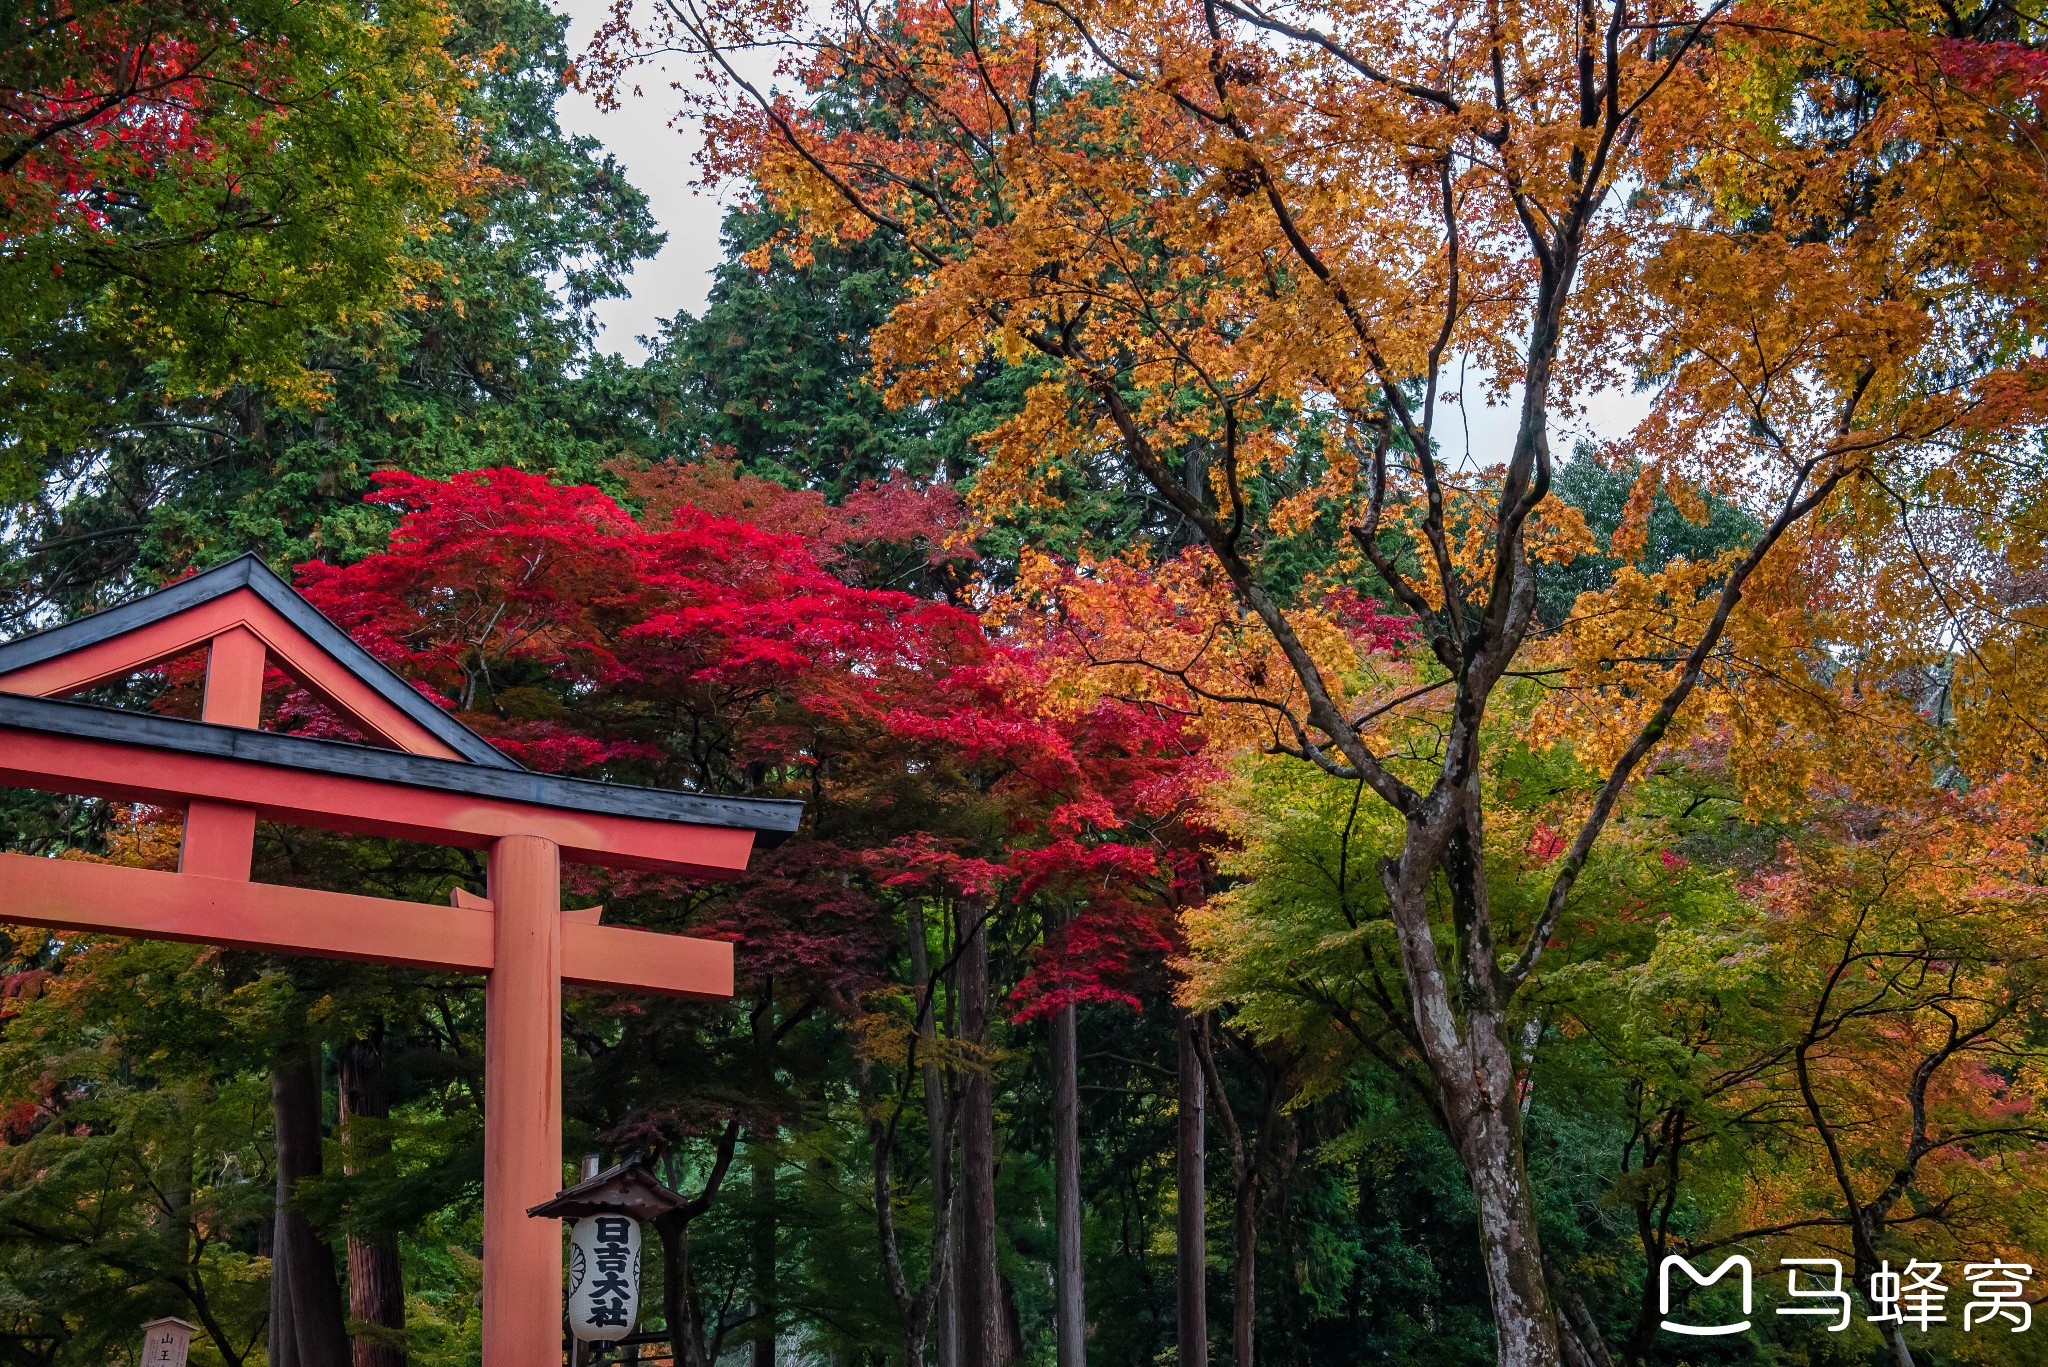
left=4, top=0, right=2048, bottom=1364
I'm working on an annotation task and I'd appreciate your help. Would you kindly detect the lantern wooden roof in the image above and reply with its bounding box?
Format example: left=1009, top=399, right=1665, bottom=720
left=528, top=1161, right=691, bottom=1222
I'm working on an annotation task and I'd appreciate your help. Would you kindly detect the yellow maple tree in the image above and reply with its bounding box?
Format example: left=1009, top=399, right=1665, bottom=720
left=588, top=0, right=2048, bottom=1357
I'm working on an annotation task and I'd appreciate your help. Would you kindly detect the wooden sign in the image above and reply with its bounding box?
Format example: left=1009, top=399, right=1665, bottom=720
left=138, top=1317, right=197, bottom=1367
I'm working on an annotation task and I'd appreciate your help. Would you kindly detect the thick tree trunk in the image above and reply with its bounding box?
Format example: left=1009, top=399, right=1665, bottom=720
left=1386, top=839, right=1561, bottom=1367
left=1051, top=1001, right=1085, bottom=1367
left=271, top=1241, right=296, bottom=1367
left=661, top=1210, right=721, bottom=1367
left=909, top=901, right=958, bottom=1367
left=655, top=1130, right=744, bottom=1367
left=268, top=1179, right=295, bottom=1367
left=1465, top=1115, right=1555, bottom=1355
left=1176, top=1014, right=1207, bottom=1367
left=272, top=1043, right=352, bottom=1367
left=747, top=987, right=779, bottom=1367
left=948, top=1180, right=967, bottom=1367
left=660, top=1215, right=700, bottom=1367
left=338, top=1035, right=406, bottom=1367
left=957, top=905, right=999, bottom=1367
left=999, top=1272, right=1026, bottom=1362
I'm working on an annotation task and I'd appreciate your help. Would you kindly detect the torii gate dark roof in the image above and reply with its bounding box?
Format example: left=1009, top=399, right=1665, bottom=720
left=0, top=554, right=803, bottom=865
left=0, top=692, right=802, bottom=840
left=0, top=554, right=516, bottom=767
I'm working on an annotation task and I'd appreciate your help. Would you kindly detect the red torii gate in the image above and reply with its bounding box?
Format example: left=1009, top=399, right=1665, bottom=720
left=0, top=555, right=800, bottom=1366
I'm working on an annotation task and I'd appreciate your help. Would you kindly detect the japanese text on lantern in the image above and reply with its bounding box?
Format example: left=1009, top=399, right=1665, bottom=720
left=586, top=1217, right=634, bottom=1330
left=567, top=1211, right=644, bottom=1343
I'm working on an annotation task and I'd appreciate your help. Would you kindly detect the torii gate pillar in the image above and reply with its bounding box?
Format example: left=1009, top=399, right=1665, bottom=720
left=485, top=833, right=567, bottom=1352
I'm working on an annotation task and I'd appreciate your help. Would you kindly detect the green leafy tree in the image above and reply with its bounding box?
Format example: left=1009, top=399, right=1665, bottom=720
left=5, top=0, right=661, bottom=622
left=0, top=0, right=487, bottom=501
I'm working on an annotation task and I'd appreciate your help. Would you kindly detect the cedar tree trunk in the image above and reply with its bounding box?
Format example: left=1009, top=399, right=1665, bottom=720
left=1176, top=1013, right=1207, bottom=1367
left=957, top=904, right=999, bottom=1367
left=272, top=1043, right=351, bottom=1367
left=1051, top=1000, right=1085, bottom=1367
left=909, top=900, right=958, bottom=1367
left=749, top=1135, right=777, bottom=1367
left=338, top=1035, right=405, bottom=1367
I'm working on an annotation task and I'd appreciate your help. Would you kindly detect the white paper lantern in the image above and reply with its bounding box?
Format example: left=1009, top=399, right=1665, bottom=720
left=567, top=1213, right=643, bottom=1343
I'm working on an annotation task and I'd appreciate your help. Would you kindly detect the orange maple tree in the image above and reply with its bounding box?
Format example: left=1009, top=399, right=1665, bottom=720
left=585, top=0, right=2048, bottom=1359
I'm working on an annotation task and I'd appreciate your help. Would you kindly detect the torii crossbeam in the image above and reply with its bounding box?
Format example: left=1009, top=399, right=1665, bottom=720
left=0, top=555, right=801, bottom=1367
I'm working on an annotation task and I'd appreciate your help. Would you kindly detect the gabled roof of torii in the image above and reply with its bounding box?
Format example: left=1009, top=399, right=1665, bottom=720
left=0, top=553, right=514, bottom=767
left=0, top=553, right=803, bottom=849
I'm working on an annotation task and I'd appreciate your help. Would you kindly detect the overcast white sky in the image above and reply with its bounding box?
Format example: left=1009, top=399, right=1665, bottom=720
left=554, top=0, right=727, bottom=352
left=548, top=0, right=1653, bottom=456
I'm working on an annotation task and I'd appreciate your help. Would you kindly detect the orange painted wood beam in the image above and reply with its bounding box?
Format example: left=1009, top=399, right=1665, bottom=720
left=0, top=587, right=468, bottom=761
left=0, top=588, right=250, bottom=695
left=0, top=728, right=759, bottom=876
left=179, top=626, right=266, bottom=880
left=562, top=918, right=732, bottom=1000
left=0, top=851, right=734, bottom=996
left=0, top=850, right=493, bottom=972
left=483, top=835, right=565, bottom=1363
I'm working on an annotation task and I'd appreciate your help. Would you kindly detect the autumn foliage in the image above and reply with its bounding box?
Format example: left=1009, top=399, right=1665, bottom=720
left=5, top=0, right=2048, bottom=1359
left=287, top=466, right=1210, bottom=1015
left=569, top=0, right=2048, bottom=1357
left=0, top=0, right=489, bottom=496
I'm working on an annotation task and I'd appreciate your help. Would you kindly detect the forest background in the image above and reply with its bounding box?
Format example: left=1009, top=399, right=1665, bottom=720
left=5, top=1, right=2048, bottom=1366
